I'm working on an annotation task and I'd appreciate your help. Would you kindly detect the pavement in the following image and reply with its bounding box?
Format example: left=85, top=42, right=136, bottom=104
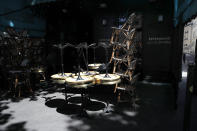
left=0, top=77, right=196, bottom=131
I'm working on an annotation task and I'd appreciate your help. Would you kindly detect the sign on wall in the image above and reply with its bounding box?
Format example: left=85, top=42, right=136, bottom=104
left=183, top=16, right=197, bottom=63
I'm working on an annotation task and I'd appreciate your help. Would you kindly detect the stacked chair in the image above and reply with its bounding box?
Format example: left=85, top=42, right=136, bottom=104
left=0, top=27, right=45, bottom=97
left=109, top=13, right=141, bottom=108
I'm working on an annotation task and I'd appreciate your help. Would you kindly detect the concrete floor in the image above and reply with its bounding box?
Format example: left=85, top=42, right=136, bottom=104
left=0, top=76, right=196, bottom=131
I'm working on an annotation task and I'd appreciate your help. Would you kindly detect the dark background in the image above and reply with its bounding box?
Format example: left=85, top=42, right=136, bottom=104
left=43, top=0, right=174, bottom=80
left=0, top=0, right=176, bottom=81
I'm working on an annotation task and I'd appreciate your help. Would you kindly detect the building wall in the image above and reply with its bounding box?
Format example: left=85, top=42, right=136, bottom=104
left=173, top=0, right=197, bottom=80
left=142, top=11, right=173, bottom=78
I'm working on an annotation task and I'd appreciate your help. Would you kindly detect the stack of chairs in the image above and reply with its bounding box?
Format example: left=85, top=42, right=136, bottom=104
left=109, top=13, right=141, bottom=107
left=0, top=27, right=45, bottom=97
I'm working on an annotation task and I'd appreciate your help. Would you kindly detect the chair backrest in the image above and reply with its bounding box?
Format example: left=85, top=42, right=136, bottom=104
left=126, top=13, right=136, bottom=25
left=121, top=13, right=136, bottom=30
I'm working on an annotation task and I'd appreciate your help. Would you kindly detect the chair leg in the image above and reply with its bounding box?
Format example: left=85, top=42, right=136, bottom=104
left=131, top=87, right=137, bottom=111
left=14, top=77, right=18, bottom=97
left=65, top=86, right=68, bottom=103
left=40, top=73, right=46, bottom=81
left=26, top=79, right=33, bottom=93
left=18, top=86, right=21, bottom=97
left=117, top=92, right=121, bottom=103
left=42, top=73, right=46, bottom=81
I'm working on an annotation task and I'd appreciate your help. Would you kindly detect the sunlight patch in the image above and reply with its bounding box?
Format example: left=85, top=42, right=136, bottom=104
left=182, top=71, right=187, bottom=78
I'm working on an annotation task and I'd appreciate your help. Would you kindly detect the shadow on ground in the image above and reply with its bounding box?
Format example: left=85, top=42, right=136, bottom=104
left=0, top=80, right=181, bottom=131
